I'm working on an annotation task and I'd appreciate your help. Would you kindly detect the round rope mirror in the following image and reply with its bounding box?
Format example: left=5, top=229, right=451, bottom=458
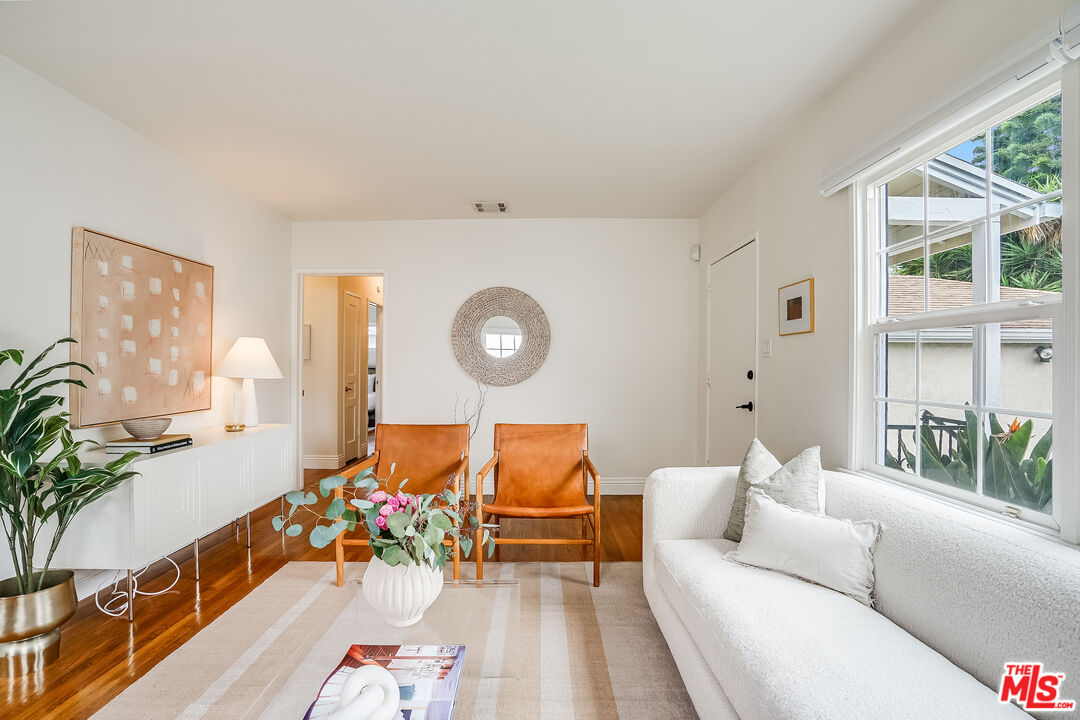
left=451, top=287, right=550, bottom=386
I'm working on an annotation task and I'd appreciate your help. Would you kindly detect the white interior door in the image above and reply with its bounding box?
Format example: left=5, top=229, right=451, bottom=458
left=342, top=291, right=362, bottom=462
left=369, top=302, right=382, bottom=429
left=707, top=240, right=758, bottom=465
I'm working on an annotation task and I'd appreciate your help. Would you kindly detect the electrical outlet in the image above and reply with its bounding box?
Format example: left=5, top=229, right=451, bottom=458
left=761, top=338, right=772, bottom=358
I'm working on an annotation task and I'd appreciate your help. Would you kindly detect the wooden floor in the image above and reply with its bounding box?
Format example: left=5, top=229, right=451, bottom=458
left=4, top=466, right=643, bottom=719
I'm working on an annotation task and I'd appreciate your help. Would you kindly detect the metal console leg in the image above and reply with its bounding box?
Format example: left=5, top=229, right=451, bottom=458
left=127, top=569, right=134, bottom=622
left=246, top=512, right=251, bottom=549
left=194, top=536, right=200, bottom=581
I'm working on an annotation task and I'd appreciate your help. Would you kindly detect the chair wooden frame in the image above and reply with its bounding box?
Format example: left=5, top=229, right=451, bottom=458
left=474, top=430, right=601, bottom=587
left=334, top=426, right=469, bottom=587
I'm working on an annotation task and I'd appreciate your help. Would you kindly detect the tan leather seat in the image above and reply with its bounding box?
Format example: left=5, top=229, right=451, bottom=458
left=334, top=424, right=469, bottom=586
left=475, top=423, right=602, bottom=586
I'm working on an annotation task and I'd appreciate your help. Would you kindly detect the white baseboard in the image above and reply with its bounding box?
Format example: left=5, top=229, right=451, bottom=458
left=74, top=568, right=121, bottom=602
left=477, top=477, right=644, bottom=496
left=304, top=454, right=346, bottom=470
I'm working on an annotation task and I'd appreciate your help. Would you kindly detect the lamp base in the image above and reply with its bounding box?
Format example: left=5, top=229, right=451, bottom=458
left=239, top=377, right=259, bottom=427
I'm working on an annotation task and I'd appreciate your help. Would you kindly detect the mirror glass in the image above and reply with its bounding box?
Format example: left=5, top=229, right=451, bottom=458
left=482, top=316, right=521, bottom=358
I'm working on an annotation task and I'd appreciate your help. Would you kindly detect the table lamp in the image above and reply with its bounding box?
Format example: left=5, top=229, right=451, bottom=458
left=217, top=337, right=283, bottom=429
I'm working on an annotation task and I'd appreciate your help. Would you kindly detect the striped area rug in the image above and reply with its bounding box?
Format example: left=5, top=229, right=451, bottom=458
left=91, top=561, right=694, bottom=719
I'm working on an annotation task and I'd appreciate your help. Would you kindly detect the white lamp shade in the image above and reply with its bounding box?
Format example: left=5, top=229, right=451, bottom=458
left=217, top=337, right=283, bottom=379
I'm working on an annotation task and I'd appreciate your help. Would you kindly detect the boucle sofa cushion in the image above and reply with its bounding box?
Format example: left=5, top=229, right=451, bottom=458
left=653, top=538, right=1028, bottom=720
left=723, top=439, right=821, bottom=542
left=727, top=488, right=881, bottom=605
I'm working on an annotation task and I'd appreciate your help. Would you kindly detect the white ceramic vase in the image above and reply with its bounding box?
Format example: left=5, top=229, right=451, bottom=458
left=361, top=557, right=444, bottom=627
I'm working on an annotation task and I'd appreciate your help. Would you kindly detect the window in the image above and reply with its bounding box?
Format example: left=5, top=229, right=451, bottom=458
left=864, top=90, right=1065, bottom=527
left=483, top=331, right=520, bottom=358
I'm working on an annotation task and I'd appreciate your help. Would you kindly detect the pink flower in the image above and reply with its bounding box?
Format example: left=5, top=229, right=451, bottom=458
left=368, top=490, right=388, bottom=503
left=379, top=504, right=393, bottom=517
left=375, top=515, right=387, bottom=530
left=396, top=491, right=410, bottom=506
left=387, top=496, right=400, bottom=510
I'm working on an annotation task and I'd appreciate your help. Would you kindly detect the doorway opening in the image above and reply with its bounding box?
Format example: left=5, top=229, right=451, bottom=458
left=300, top=274, right=384, bottom=471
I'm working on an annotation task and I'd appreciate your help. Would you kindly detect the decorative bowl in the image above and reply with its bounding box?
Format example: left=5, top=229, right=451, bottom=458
left=120, top=417, right=172, bottom=440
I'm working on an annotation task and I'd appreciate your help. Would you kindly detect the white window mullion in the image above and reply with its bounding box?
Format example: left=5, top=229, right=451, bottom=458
left=1054, top=60, right=1080, bottom=543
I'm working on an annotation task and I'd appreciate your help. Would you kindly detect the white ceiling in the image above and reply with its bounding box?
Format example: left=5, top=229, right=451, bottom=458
left=0, top=1, right=927, bottom=221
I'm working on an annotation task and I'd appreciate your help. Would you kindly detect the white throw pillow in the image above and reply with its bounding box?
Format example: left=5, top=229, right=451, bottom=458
left=723, top=439, right=823, bottom=542
left=726, top=488, right=882, bottom=606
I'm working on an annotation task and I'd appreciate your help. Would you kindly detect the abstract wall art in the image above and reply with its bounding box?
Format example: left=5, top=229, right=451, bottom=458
left=778, top=277, right=814, bottom=336
left=70, top=227, right=214, bottom=428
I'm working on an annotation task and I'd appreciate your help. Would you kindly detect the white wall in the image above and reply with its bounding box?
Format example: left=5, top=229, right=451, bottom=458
left=302, top=276, right=340, bottom=466
left=0, top=55, right=293, bottom=577
left=0, top=54, right=293, bottom=437
left=293, top=219, right=699, bottom=489
left=696, top=0, right=1070, bottom=469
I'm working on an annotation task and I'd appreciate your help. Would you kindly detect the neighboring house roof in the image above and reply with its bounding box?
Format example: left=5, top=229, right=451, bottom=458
left=887, top=275, right=1053, bottom=329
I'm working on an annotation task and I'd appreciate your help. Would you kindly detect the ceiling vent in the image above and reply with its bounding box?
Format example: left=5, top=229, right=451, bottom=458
left=473, top=201, right=507, bottom=214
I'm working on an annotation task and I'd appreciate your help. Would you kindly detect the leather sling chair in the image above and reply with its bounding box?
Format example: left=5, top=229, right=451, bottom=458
left=334, top=423, right=469, bottom=586
left=475, top=423, right=602, bottom=587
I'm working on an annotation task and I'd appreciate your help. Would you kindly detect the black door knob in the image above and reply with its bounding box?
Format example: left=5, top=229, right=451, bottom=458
left=735, top=401, right=754, bottom=412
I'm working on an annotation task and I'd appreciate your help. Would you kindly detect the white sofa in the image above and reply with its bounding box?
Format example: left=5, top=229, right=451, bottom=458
left=643, top=466, right=1080, bottom=720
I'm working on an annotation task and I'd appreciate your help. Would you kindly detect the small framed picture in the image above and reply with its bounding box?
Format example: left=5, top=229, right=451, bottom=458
left=778, top=278, right=814, bottom=336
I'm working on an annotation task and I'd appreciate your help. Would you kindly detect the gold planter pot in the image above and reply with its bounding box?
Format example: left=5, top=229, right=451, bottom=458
left=0, top=570, right=77, bottom=677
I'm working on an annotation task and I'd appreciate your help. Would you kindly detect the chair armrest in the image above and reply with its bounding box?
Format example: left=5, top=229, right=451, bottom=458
left=583, top=455, right=601, bottom=501
left=642, top=466, right=740, bottom=585
left=474, top=453, right=499, bottom=504
left=350, top=451, right=380, bottom=477
left=452, top=455, right=469, bottom=500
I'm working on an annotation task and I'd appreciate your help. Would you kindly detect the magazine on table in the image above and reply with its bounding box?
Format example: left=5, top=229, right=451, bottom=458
left=305, top=644, right=466, bottom=720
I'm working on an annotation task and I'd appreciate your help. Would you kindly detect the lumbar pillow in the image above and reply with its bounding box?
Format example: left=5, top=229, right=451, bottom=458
left=726, top=488, right=882, bottom=606
left=723, top=438, right=822, bottom=543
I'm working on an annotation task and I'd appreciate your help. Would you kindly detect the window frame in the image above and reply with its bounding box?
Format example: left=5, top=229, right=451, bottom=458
left=853, top=74, right=1075, bottom=537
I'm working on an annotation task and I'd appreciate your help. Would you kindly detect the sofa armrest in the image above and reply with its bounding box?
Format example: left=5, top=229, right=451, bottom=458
left=643, top=466, right=740, bottom=586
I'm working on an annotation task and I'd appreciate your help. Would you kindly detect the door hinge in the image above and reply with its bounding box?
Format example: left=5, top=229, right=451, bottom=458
left=706, top=374, right=711, bottom=388
left=707, top=283, right=712, bottom=298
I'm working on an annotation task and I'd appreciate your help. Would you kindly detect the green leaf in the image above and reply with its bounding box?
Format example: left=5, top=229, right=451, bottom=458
left=272, top=516, right=285, bottom=531
left=424, top=524, right=444, bottom=548
left=381, top=544, right=409, bottom=566
left=386, top=511, right=410, bottom=538
left=1001, top=420, right=1033, bottom=464
left=354, top=474, right=377, bottom=491
left=442, top=489, right=458, bottom=506
left=1031, top=425, right=1053, bottom=461
left=354, top=499, right=374, bottom=509
left=428, top=510, right=452, bottom=530
left=459, top=537, right=473, bottom=558
left=389, top=462, right=397, bottom=476
left=0, top=348, right=24, bottom=367
left=309, top=520, right=348, bottom=548
left=325, top=496, right=346, bottom=519
left=398, top=477, right=408, bottom=488
left=285, top=524, right=303, bottom=537
left=285, top=490, right=317, bottom=506
left=342, top=508, right=360, bottom=532
left=319, top=474, right=348, bottom=498
left=11, top=337, right=75, bottom=389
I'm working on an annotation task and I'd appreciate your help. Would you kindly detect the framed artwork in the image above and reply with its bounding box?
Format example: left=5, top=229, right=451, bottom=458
left=778, top=277, right=814, bottom=336
left=69, top=227, right=215, bottom=428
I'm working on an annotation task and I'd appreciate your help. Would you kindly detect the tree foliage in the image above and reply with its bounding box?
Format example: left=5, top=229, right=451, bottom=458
left=893, top=96, right=1062, bottom=292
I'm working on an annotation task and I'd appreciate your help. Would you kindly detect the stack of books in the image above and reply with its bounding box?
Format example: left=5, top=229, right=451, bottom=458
left=106, top=434, right=193, bottom=455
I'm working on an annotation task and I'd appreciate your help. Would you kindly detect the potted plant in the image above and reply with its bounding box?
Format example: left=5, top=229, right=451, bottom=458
left=274, top=466, right=494, bottom=626
left=0, top=338, right=139, bottom=676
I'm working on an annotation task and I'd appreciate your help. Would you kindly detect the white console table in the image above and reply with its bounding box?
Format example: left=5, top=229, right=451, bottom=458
left=41, top=423, right=297, bottom=620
